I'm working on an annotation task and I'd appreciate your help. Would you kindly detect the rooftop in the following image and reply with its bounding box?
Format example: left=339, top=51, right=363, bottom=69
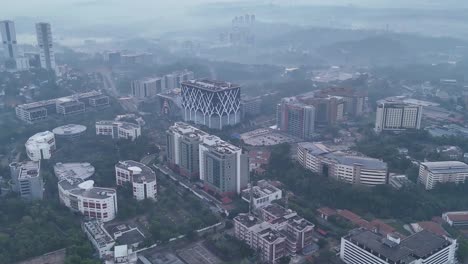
left=52, top=124, right=87, bottom=136
left=17, top=90, right=103, bottom=110
left=263, top=204, right=296, bottom=219
left=182, top=79, right=240, bottom=92
left=202, top=135, right=241, bottom=155
left=59, top=178, right=116, bottom=200
left=299, top=142, right=331, bottom=155
left=11, top=161, right=41, bottom=180
left=345, top=229, right=452, bottom=263
left=54, top=162, right=95, bottom=181
left=83, top=220, right=115, bottom=248
left=96, top=120, right=140, bottom=130
left=421, top=161, right=468, bottom=174
left=445, top=211, right=468, bottom=222
left=168, top=122, right=208, bottom=138
left=26, top=131, right=54, bottom=147
left=116, top=160, right=156, bottom=184
left=241, top=180, right=281, bottom=200
left=325, top=152, right=387, bottom=170
left=234, top=213, right=259, bottom=228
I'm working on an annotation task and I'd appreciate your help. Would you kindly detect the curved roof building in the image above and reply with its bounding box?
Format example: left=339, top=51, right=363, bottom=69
left=25, top=131, right=56, bottom=161
left=52, top=124, right=87, bottom=140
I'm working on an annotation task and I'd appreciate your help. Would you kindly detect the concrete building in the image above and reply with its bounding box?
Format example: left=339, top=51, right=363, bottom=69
left=25, top=131, right=56, bottom=161
left=199, top=135, right=249, bottom=195
left=181, top=79, right=241, bottom=130
left=277, top=97, right=315, bottom=140
left=418, top=161, right=468, bottom=190
left=58, top=179, right=118, bottom=222
left=82, top=219, right=116, bottom=258
left=54, top=162, right=95, bottom=181
left=105, top=245, right=138, bottom=264
left=9, top=161, right=44, bottom=200
left=241, top=180, right=282, bottom=209
left=234, top=204, right=314, bottom=264
left=115, top=160, right=157, bottom=200
left=436, top=146, right=463, bottom=160
left=96, top=120, right=141, bottom=141
left=52, top=124, right=87, bottom=140
left=375, top=98, right=423, bottom=132
left=166, top=122, right=209, bottom=178
left=131, top=77, right=164, bottom=99
left=164, top=70, right=194, bottom=91
left=36, top=22, right=56, bottom=72
left=241, top=96, right=262, bottom=118
left=0, top=20, right=18, bottom=59
left=15, top=90, right=109, bottom=123
left=15, top=57, right=30, bottom=71
left=316, top=87, right=367, bottom=117
left=442, top=211, right=468, bottom=227
left=340, top=228, right=457, bottom=264
left=297, top=142, right=388, bottom=186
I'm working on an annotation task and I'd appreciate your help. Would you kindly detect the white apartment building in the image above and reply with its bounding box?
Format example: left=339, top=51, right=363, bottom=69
left=96, top=120, right=141, bottom=141
left=82, top=220, right=116, bottom=258
left=241, top=180, right=282, bottom=209
left=418, top=161, right=468, bottom=190
left=297, top=142, right=388, bottom=186
left=115, top=160, right=157, bottom=200
left=340, top=228, right=457, bottom=264
left=375, top=98, right=423, bottom=132
left=36, top=22, right=56, bottom=72
left=9, top=161, right=44, bottom=200
left=25, top=131, right=56, bottom=161
left=0, top=20, right=18, bottom=59
left=59, top=179, right=118, bottom=222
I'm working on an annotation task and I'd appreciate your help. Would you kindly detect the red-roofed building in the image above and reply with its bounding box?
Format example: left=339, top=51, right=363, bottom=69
left=443, top=211, right=468, bottom=227
left=317, top=207, right=337, bottom=220
left=370, top=219, right=396, bottom=236
left=414, top=221, right=447, bottom=237
left=337, top=209, right=361, bottom=224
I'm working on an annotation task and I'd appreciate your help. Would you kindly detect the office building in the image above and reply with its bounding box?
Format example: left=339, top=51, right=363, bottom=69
left=418, top=161, right=468, bottom=190
left=15, top=90, right=109, bottom=123
left=164, top=70, right=194, bottom=91
left=58, top=179, right=117, bottom=222
left=15, top=57, right=30, bottom=71
left=166, top=122, right=209, bottom=178
left=9, top=161, right=44, bottom=200
left=276, top=97, right=315, bottom=139
left=234, top=204, right=314, bottom=263
left=241, top=180, right=282, bottom=209
left=340, top=228, right=457, bottom=264
left=443, top=211, right=468, bottom=227
left=96, top=120, right=141, bottom=141
left=199, top=135, right=249, bottom=195
left=375, top=98, right=423, bottom=132
left=316, top=87, right=367, bottom=117
left=241, top=96, right=262, bottom=118
left=25, top=131, right=56, bottom=161
left=115, top=160, right=157, bottom=200
left=297, top=142, right=388, bottom=186
left=0, top=20, right=18, bottom=59
left=82, top=219, right=116, bottom=258
left=131, top=77, right=164, bottom=99
left=36, top=22, right=56, bottom=71
left=181, top=79, right=241, bottom=130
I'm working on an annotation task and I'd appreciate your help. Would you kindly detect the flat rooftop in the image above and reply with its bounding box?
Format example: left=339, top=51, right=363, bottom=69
left=54, top=162, right=95, bottom=181
left=182, top=79, right=240, bottom=92
left=116, top=160, right=156, bottom=184
left=168, top=122, right=208, bottom=138
left=17, top=90, right=103, bottom=110
left=325, top=152, right=387, bottom=170
left=202, top=135, right=241, bottom=155
left=13, top=161, right=41, bottom=180
left=59, top=178, right=116, bottom=199
left=421, top=161, right=468, bottom=174
left=96, top=120, right=140, bottom=130
left=299, top=142, right=330, bottom=155
left=234, top=213, right=259, bottom=228
left=345, top=229, right=452, bottom=262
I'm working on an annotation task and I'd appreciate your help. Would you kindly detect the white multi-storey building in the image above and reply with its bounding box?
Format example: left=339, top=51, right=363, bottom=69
left=375, top=98, right=423, bottom=132
left=241, top=180, right=282, bottom=209
left=297, top=142, right=388, bottom=186
left=25, top=131, right=56, bottom=161
left=82, top=220, right=116, bottom=258
left=181, top=79, right=241, bottom=130
left=340, top=228, right=457, bottom=264
left=0, top=20, right=18, bottom=59
left=10, top=161, right=44, bottom=200
left=115, top=160, right=157, bottom=200
left=36, top=22, right=56, bottom=72
left=105, top=245, right=138, bottom=264
left=131, top=77, right=165, bottom=99
left=96, top=120, right=141, bottom=141
left=418, top=161, right=468, bottom=190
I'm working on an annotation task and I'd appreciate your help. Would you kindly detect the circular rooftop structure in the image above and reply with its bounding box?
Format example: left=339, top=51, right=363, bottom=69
left=53, top=124, right=87, bottom=139
left=78, top=180, right=95, bottom=190
left=128, top=166, right=142, bottom=175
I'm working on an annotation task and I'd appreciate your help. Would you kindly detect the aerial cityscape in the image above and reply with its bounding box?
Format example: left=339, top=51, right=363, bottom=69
left=2, top=1, right=468, bottom=264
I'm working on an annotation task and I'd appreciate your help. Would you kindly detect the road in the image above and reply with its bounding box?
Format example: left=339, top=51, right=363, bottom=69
left=96, top=67, right=138, bottom=113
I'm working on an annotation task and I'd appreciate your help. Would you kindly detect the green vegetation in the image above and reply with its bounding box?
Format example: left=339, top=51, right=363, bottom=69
left=0, top=196, right=98, bottom=264
left=204, top=234, right=255, bottom=264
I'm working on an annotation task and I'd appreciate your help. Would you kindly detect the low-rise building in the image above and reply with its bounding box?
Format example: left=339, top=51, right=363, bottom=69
left=82, top=219, right=116, bottom=258
left=25, top=131, right=56, bottom=161
left=248, top=149, right=271, bottom=174
left=436, top=145, right=463, bottom=160
left=241, top=180, right=282, bottom=209
left=234, top=204, right=314, bottom=264
left=105, top=245, right=138, bottom=264
left=115, top=160, right=157, bottom=200
left=54, top=162, right=95, bottom=180
left=297, top=142, right=388, bottom=186
left=340, top=228, right=457, bottom=264
left=418, top=161, right=468, bottom=190
left=96, top=120, right=141, bottom=141
left=52, top=124, right=87, bottom=141
left=9, top=161, right=44, bottom=200
left=443, top=211, right=468, bottom=227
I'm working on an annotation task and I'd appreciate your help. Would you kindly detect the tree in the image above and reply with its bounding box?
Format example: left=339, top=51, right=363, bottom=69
left=279, top=256, right=291, bottom=264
